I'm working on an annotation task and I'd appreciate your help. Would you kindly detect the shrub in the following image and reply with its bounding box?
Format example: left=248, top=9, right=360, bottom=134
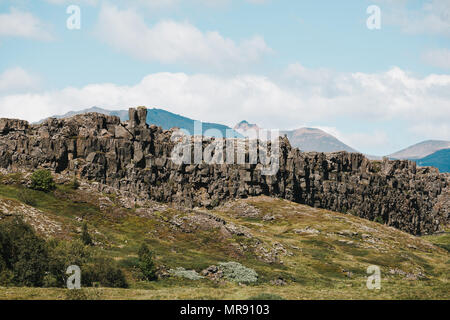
left=81, top=223, right=93, bottom=246
left=30, top=169, right=55, bottom=192
left=47, top=239, right=91, bottom=287
left=0, top=270, right=14, bottom=287
left=0, top=217, right=49, bottom=287
left=18, top=188, right=37, bottom=206
left=138, top=244, right=157, bottom=281
left=374, top=216, right=385, bottom=224
left=218, top=262, right=258, bottom=283
left=82, top=258, right=128, bottom=288
left=43, top=274, right=59, bottom=288
left=168, top=267, right=204, bottom=280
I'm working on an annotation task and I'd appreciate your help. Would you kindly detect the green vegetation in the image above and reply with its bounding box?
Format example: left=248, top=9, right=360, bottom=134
left=0, top=217, right=127, bottom=289
left=0, top=218, right=48, bottom=287
left=374, top=216, right=385, bottom=224
left=138, top=244, right=157, bottom=281
left=30, top=170, right=55, bottom=192
left=0, top=172, right=448, bottom=300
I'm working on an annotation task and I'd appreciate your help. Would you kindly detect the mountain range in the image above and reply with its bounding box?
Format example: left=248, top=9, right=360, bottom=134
left=234, top=121, right=358, bottom=153
left=388, top=140, right=450, bottom=160
left=38, top=107, right=243, bottom=138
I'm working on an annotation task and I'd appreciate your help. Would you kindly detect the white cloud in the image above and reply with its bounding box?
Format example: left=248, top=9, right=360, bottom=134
left=422, top=48, right=450, bottom=69
left=0, top=66, right=449, bottom=144
left=0, top=8, right=53, bottom=41
left=378, top=0, right=450, bottom=36
left=94, top=4, right=272, bottom=70
left=0, top=68, right=41, bottom=94
left=409, top=123, right=450, bottom=140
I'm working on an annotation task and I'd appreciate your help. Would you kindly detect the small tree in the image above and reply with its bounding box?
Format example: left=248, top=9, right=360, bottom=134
left=30, top=169, right=55, bottom=192
left=138, top=244, right=157, bottom=281
left=0, top=217, right=49, bottom=287
left=81, top=223, right=93, bottom=246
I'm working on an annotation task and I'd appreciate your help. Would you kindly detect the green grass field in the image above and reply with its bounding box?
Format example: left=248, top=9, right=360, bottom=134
left=0, top=172, right=448, bottom=300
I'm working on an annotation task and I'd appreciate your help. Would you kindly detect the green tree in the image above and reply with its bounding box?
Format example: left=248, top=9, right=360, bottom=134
left=0, top=217, right=49, bottom=287
left=30, top=169, right=55, bottom=192
left=138, top=243, right=157, bottom=281
left=47, top=239, right=91, bottom=287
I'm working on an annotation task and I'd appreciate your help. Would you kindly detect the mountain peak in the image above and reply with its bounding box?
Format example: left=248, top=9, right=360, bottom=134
left=389, top=140, right=450, bottom=160
left=234, top=120, right=260, bottom=134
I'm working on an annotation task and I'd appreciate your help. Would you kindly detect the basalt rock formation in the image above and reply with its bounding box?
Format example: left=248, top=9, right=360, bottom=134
left=0, top=108, right=448, bottom=235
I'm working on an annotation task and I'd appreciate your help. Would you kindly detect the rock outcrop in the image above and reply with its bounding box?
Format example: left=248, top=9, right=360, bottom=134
left=0, top=107, right=448, bottom=235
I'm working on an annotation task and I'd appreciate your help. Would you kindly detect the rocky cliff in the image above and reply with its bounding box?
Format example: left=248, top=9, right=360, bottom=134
left=0, top=108, right=448, bottom=235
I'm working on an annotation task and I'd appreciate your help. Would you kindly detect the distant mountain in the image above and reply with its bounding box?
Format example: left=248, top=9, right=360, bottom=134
left=414, top=148, right=450, bottom=173
left=235, top=122, right=358, bottom=153
left=388, top=140, right=450, bottom=160
left=234, top=120, right=262, bottom=140
left=234, top=120, right=260, bottom=132
left=38, top=107, right=243, bottom=138
left=281, top=128, right=358, bottom=153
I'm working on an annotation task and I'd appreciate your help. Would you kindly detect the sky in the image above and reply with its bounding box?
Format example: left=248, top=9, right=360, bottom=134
left=0, top=0, right=449, bottom=156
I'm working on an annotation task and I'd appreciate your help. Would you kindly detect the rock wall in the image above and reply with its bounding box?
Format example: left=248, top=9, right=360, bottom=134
left=0, top=108, right=448, bottom=235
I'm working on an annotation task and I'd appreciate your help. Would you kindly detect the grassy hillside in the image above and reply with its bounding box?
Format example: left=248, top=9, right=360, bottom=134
left=0, top=172, right=448, bottom=300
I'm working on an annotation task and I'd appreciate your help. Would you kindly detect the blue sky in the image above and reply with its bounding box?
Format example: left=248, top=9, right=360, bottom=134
left=0, top=0, right=449, bottom=156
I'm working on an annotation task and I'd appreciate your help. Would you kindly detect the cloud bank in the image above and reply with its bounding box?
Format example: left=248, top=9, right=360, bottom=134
left=0, top=66, right=449, bottom=147
left=94, top=4, right=272, bottom=70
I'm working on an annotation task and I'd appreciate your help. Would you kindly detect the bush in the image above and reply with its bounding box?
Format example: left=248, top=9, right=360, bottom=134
left=168, top=267, right=204, bottom=280
left=47, top=239, right=92, bottom=287
left=81, top=223, right=93, bottom=246
left=43, top=274, right=59, bottom=288
left=138, top=244, right=157, bottom=281
left=0, top=219, right=128, bottom=289
left=0, top=270, right=14, bottom=287
left=30, top=169, right=55, bottom=192
left=374, top=216, right=385, bottom=224
left=0, top=217, right=49, bottom=287
left=18, top=188, right=37, bottom=206
left=218, top=262, right=258, bottom=283
left=82, top=258, right=128, bottom=288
